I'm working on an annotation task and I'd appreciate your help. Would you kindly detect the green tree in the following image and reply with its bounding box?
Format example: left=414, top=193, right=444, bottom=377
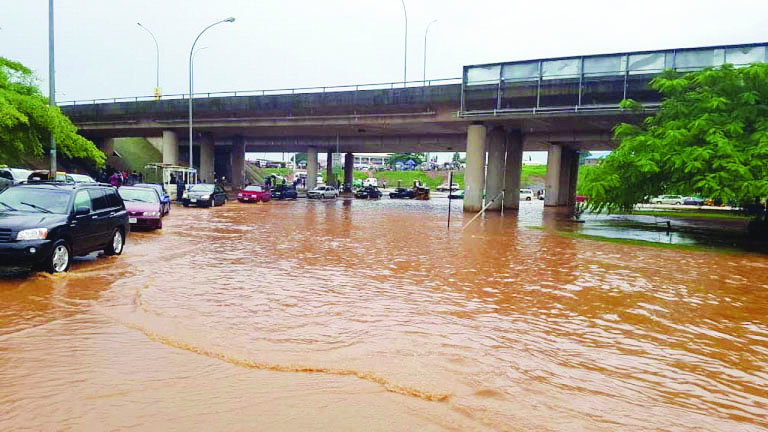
left=386, top=152, right=425, bottom=167
left=0, top=57, right=104, bottom=167
left=582, top=63, right=768, bottom=213
left=452, top=151, right=461, bottom=162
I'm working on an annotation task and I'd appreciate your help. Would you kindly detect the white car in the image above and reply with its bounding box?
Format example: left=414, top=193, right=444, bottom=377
left=362, top=178, right=378, bottom=187
left=436, top=183, right=460, bottom=192
left=653, top=195, right=684, bottom=205
left=519, top=188, right=534, bottom=201
left=0, top=167, right=33, bottom=186
left=307, top=185, right=339, bottom=199
left=66, top=174, right=96, bottom=183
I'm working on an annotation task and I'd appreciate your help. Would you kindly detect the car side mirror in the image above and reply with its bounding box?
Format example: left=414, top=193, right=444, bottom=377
left=75, top=206, right=91, bottom=217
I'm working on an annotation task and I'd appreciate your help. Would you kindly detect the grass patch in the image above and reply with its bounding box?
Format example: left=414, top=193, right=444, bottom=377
left=621, top=210, right=749, bottom=220
left=110, top=138, right=162, bottom=174
left=534, top=227, right=742, bottom=254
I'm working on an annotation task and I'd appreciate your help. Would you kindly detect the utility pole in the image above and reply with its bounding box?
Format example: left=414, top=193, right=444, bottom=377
left=49, top=0, right=56, bottom=173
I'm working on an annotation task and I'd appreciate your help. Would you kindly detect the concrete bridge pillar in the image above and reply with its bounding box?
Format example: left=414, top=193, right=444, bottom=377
left=326, top=151, right=335, bottom=186
left=199, top=134, right=215, bottom=184
left=485, top=127, right=506, bottom=211
left=568, top=150, right=580, bottom=207
left=558, top=149, right=572, bottom=206
left=162, top=130, right=178, bottom=165
left=544, top=143, right=562, bottom=207
left=464, top=123, right=487, bottom=212
left=344, top=153, right=354, bottom=189
left=231, top=136, right=245, bottom=188
left=503, top=130, right=523, bottom=210
left=307, top=146, right=319, bottom=191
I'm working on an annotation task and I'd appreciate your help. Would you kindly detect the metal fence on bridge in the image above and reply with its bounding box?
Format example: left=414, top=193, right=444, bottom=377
left=461, top=42, right=768, bottom=116
left=57, top=77, right=462, bottom=107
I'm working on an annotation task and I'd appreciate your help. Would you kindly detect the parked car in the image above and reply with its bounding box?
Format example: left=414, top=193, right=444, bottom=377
left=520, top=189, right=534, bottom=201
left=355, top=185, right=382, bottom=199
left=683, top=197, right=705, bottom=206
left=0, top=167, right=33, bottom=187
left=389, top=187, right=417, bottom=199
left=0, top=181, right=128, bottom=273
left=362, top=178, right=378, bottom=187
left=117, top=186, right=164, bottom=230
left=238, top=185, right=271, bottom=203
left=448, top=190, right=465, bottom=199
left=436, top=183, right=460, bottom=192
left=576, top=195, right=588, bottom=203
left=654, top=195, right=684, bottom=205
left=134, top=183, right=171, bottom=215
left=271, top=184, right=298, bottom=200
left=307, top=185, right=338, bottom=199
left=182, top=184, right=228, bottom=207
left=65, top=173, right=96, bottom=183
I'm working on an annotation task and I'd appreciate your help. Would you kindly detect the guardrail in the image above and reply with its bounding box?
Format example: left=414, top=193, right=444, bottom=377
left=57, top=77, right=462, bottom=107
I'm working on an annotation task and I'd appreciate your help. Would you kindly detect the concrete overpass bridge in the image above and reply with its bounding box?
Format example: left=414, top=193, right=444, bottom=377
left=60, top=42, right=768, bottom=211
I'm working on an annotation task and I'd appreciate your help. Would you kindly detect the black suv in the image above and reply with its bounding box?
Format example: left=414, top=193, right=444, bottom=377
left=0, top=182, right=129, bottom=273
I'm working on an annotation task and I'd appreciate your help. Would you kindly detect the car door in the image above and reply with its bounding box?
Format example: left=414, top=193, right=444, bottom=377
left=87, top=188, right=112, bottom=249
left=69, top=189, right=95, bottom=254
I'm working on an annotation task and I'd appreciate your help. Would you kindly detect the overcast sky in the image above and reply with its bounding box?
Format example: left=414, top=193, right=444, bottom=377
left=2, top=0, right=767, bottom=162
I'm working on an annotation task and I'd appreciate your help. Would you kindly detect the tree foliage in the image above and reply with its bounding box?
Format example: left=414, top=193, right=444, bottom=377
left=0, top=57, right=104, bottom=166
left=582, top=64, right=768, bottom=213
left=385, top=152, right=425, bottom=166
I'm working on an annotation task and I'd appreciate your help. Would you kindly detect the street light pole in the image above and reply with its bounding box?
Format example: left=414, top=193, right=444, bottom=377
left=400, top=0, right=407, bottom=87
left=137, top=22, right=160, bottom=96
left=188, top=17, right=235, bottom=168
left=423, top=19, right=437, bottom=85
left=49, top=0, right=56, bottom=173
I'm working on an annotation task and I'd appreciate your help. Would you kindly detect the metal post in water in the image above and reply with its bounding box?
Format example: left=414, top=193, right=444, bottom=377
left=447, top=171, right=453, bottom=229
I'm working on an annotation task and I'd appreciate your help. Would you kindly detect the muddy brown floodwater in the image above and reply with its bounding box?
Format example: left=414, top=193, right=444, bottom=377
left=1, top=199, right=767, bottom=431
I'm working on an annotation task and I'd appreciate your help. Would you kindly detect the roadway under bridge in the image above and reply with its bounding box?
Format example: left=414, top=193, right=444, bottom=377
left=60, top=42, right=768, bottom=212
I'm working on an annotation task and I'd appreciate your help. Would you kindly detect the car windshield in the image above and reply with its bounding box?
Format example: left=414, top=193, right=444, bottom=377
left=189, top=184, right=214, bottom=192
left=118, top=188, right=158, bottom=203
left=135, top=184, right=163, bottom=193
left=244, top=186, right=263, bottom=192
left=0, top=187, right=71, bottom=214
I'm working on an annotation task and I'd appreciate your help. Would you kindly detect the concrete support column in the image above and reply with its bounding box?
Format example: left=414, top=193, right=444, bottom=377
left=568, top=150, right=580, bottom=207
left=485, top=127, right=506, bottom=211
left=544, top=143, right=562, bottom=207
left=464, top=123, right=487, bottom=212
left=307, top=146, right=318, bottom=191
left=326, top=151, right=334, bottom=186
left=162, top=130, right=178, bottom=165
left=503, top=130, right=523, bottom=210
left=231, top=136, right=245, bottom=188
left=344, top=152, right=354, bottom=189
left=199, top=134, right=215, bottom=184
left=558, top=149, right=572, bottom=206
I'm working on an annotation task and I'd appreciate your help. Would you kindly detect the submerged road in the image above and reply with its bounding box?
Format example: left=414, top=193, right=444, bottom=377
left=1, top=199, right=767, bottom=431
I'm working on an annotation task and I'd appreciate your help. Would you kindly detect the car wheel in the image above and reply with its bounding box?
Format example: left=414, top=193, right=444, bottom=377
left=656, top=201, right=662, bottom=204
left=183, top=203, right=189, bottom=207
left=46, top=239, right=72, bottom=273
left=675, top=202, right=681, bottom=205
left=104, top=228, right=124, bottom=256
left=526, top=197, right=531, bottom=201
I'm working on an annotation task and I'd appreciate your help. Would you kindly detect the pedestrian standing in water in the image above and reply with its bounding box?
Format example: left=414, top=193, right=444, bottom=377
left=176, top=175, right=185, bottom=202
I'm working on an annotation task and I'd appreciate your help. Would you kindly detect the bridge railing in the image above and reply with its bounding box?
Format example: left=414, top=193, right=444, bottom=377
left=461, top=42, right=768, bottom=116
left=57, top=77, right=462, bottom=107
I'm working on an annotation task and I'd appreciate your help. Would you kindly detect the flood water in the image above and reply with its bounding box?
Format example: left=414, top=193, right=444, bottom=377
left=1, top=199, right=767, bottom=431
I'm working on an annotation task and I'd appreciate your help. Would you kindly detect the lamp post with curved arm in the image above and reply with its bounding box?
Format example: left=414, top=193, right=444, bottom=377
left=423, top=19, right=437, bottom=85
left=137, top=22, right=160, bottom=97
left=188, top=17, right=235, bottom=168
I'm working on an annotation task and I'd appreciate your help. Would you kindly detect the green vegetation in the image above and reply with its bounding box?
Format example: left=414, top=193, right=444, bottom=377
left=582, top=63, right=768, bottom=213
left=385, top=153, right=425, bottom=167
left=521, top=165, right=547, bottom=185
left=623, top=210, right=749, bottom=220
left=108, top=138, right=161, bottom=174
left=0, top=57, right=104, bottom=167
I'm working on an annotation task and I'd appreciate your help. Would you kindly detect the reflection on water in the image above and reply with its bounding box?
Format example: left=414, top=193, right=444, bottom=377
left=1, top=199, right=767, bottom=431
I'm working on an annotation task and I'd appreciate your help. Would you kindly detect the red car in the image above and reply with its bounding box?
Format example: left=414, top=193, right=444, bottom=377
left=576, top=195, right=588, bottom=203
left=117, top=186, right=164, bottom=229
left=237, top=185, right=271, bottom=203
